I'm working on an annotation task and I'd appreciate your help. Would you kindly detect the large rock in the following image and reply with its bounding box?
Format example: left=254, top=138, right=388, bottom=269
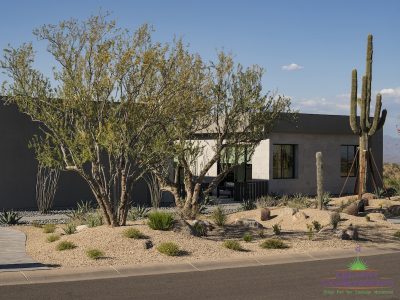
left=339, top=224, right=359, bottom=240
left=260, top=208, right=271, bottom=221
left=368, top=213, right=386, bottom=221
left=387, top=205, right=400, bottom=217
left=362, top=193, right=375, bottom=201
left=292, top=211, right=308, bottom=222
left=234, top=218, right=263, bottom=229
left=358, top=199, right=368, bottom=213
left=144, top=240, right=153, bottom=249
left=344, top=203, right=359, bottom=216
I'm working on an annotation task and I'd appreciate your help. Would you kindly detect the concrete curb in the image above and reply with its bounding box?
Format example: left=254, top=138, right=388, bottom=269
left=0, top=243, right=399, bottom=286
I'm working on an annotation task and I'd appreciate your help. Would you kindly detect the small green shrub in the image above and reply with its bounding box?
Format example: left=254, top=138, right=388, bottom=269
left=86, top=249, right=104, bottom=260
left=46, top=234, right=60, bottom=243
left=272, top=224, right=281, bottom=235
left=0, top=210, right=22, bottom=225
left=287, top=194, right=312, bottom=209
left=123, top=228, right=146, bottom=239
left=365, top=215, right=371, bottom=222
left=31, top=221, right=42, bottom=228
left=394, top=231, right=400, bottom=239
left=306, top=224, right=314, bottom=240
left=223, top=240, right=244, bottom=251
left=157, top=242, right=181, bottom=256
left=258, top=229, right=265, bottom=238
left=63, top=223, right=77, bottom=235
left=330, top=212, right=341, bottom=229
left=256, top=195, right=279, bottom=208
left=86, top=212, right=103, bottom=228
left=260, top=239, right=289, bottom=249
left=43, top=224, right=56, bottom=233
left=211, top=206, right=227, bottom=227
left=241, top=199, right=256, bottom=211
left=312, top=220, right=321, bottom=231
left=56, top=241, right=76, bottom=251
left=147, top=211, right=174, bottom=231
left=192, top=221, right=207, bottom=237
left=243, top=232, right=253, bottom=243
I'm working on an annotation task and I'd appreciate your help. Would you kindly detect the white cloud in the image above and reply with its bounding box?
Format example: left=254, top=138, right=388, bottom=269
left=380, top=87, right=400, bottom=97
left=294, top=97, right=349, bottom=115
left=281, top=63, right=304, bottom=71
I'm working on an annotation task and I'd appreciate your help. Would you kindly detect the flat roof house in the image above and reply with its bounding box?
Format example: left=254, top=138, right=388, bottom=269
left=0, top=101, right=383, bottom=210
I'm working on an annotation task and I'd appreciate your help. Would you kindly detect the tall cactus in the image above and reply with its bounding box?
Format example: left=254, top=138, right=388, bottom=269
left=316, top=152, right=324, bottom=210
left=349, top=34, right=387, bottom=198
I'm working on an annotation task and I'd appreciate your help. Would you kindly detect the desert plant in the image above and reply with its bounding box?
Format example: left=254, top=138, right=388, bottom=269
left=322, top=192, right=331, bottom=208
left=256, top=195, right=279, bottom=208
left=123, top=228, right=146, bottom=239
left=223, top=240, right=244, bottom=251
left=241, top=199, right=256, bottom=211
left=128, top=205, right=150, bottom=221
left=330, top=212, right=340, bottom=229
left=272, top=224, right=281, bottom=235
left=0, top=210, right=22, bottom=225
left=43, top=224, right=56, bottom=233
left=374, top=187, right=385, bottom=199
left=312, top=220, right=322, bottom=231
left=86, top=212, right=103, bottom=228
left=63, top=223, right=77, bottom=235
left=211, top=206, right=227, bottom=227
left=260, top=239, right=289, bottom=249
left=394, top=231, right=400, bottom=239
left=144, top=172, right=163, bottom=209
left=243, top=232, right=253, bottom=243
left=349, top=35, right=386, bottom=197
left=365, top=215, right=371, bottom=222
left=147, top=211, right=174, bottom=231
left=191, top=221, right=207, bottom=237
left=46, top=234, right=60, bottom=243
left=66, top=200, right=92, bottom=223
left=306, top=224, right=314, bottom=240
left=258, top=229, right=266, bottom=238
left=35, top=165, right=60, bottom=214
left=86, top=249, right=104, bottom=260
left=31, top=220, right=42, bottom=228
left=157, top=242, right=181, bottom=256
left=56, top=241, right=76, bottom=251
left=199, top=196, right=214, bottom=214
left=316, top=152, right=324, bottom=210
left=287, top=194, right=312, bottom=209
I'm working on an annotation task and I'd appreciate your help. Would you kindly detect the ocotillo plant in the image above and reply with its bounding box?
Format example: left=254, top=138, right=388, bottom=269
left=316, top=152, right=323, bottom=210
left=349, top=34, right=387, bottom=198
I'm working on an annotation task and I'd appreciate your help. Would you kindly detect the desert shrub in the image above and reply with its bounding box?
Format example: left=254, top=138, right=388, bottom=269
left=365, top=215, right=371, bottom=222
left=66, top=200, right=92, bottom=223
left=287, top=194, right=312, bottom=209
left=46, top=234, right=60, bottom=243
left=243, top=232, right=253, bottom=242
left=272, top=224, right=281, bottom=235
left=157, top=242, right=181, bottom=256
left=86, top=249, right=104, bottom=260
left=330, top=212, right=341, bottom=229
left=241, top=199, right=256, bottom=211
left=63, top=223, right=77, bottom=235
left=322, top=192, right=331, bottom=208
left=31, top=221, right=42, bottom=228
left=192, top=221, right=207, bottom=237
left=306, top=224, right=314, bottom=240
left=199, top=196, right=214, bottom=214
left=147, top=211, right=174, bottom=231
left=312, top=220, right=321, bottom=231
left=0, top=210, right=22, bottom=225
left=86, top=212, right=103, bottom=228
left=56, top=241, right=76, bottom=251
left=258, top=229, right=266, bottom=238
left=394, top=231, right=400, bottom=239
left=256, top=195, right=279, bottom=208
left=43, top=224, right=56, bottom=233
left=260, top=239, right=289, bottom=249
left=223, top=240, right=244, bottom=251
left=211, top=206, right=227, bottom=227
left=128, top=205, right=150, bottom=221
left=123, top=228, right=146, bottom=239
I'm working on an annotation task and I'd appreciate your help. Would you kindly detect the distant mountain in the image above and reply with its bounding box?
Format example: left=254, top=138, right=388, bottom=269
left=383, top=135, right=400, bottom=163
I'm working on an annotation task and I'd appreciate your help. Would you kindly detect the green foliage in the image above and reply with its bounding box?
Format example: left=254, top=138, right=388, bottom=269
left=365, top=215, right=371, bottom=222
left=272, top=224, right=281, bottom=235
left=241, top=199, right=257, bottom=211
left=393, top=231, right=400, bottom=239
left=46, top=234, right=60, bottom=243
left=147, top=211, right=174, bottom=231
left=63, top=223, right=77, bottom=235
left=128, top=205, right=150, bottom=221
left=157, top=242, right=181, bottom=256
left=43, top=224, right=56, bottom=233
left=31, top=221, right=42, bottom=228
left=330, top=212, right=341, bottom=229
left=0, top=210, right=22, bottom=225
left=256, top=195, right=279, bottom=208
left=56, top=241, right=76, bottom=251
left=322, top=192, right=331, bottom=208
left=312, top=220, right=321, bottom=231
left=260, top=239, right=289, bottom=249
left=67, top=201, right=92, bottom=223
left=223, top=240, right=244, bottom=251
left=243, top=232, right=253, bottom=242
left=211, top=206, right=227, bottom=227
left=86, top=249, right=104, bottom=260
left=281, top=194, right=313, bottom=209
left=86, top=212, right=103, bottom=228
left=306, top=224, right=314, bottom=240
left=258, top=229, right=266, bottom=238
left=191, top=221, right=207, bottom=237
left=123, top=228, right=146, bottom=239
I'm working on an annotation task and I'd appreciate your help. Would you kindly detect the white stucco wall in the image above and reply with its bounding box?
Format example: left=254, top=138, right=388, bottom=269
left=251, top=139, right=269, bottom=180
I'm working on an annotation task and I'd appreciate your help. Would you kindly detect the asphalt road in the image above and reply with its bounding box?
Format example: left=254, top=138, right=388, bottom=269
left=1, top=253, right=399, bottom=300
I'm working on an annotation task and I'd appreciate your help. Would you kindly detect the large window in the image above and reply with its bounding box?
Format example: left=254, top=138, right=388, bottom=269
left=341, top=145, right=358, bottom=177
left=273, top=144, right=296, bottom=179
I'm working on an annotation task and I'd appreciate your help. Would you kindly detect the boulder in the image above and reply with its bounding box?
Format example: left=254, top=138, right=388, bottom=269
left=282, top=207, right=299, bottom=216
left=368, top=213, right=387, bottom=221
left=234, top=218, right=263, bottom=229
left=260, top=208, right=271, bottom=221
left=144, top=239, right=153, bottom=249
left=339, top=224, right=359, bottom=240
left=76, top=225, right=88, bottom=232
left=387, top=205, right=400, bottom=217
left=292, top=211, right=308, bottom=222
left=344, top=203, right=359, bottom=216
left=362, top=193, right=375, bottom=201
left=358, top=199, right=368, bottom=213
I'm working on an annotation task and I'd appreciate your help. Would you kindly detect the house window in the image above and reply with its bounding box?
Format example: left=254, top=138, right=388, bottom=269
left=273, top=144, right=296, bottom=179
left=341, top=145, right=358, bottom=177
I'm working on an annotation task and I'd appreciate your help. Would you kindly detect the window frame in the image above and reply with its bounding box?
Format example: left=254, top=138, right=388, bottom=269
left=272, top=144, right=297, bottom=179
left=340, top=144, right=358, bottom=177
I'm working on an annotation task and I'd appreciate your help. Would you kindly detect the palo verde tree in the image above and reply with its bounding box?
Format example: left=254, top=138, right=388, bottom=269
left=152, top=52, right=293, bottom=219
left=349, top=34, right=387, bottom=198
left=1, top=15, right=173, bottom=226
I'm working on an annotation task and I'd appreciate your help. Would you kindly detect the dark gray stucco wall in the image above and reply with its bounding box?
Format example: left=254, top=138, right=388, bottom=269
left=0, top=102, right=151, bottom=210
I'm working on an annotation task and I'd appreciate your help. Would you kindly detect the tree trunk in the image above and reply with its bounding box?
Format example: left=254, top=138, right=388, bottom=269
left=118, top=172, right=129, bottom=226
left=358, top=133, right=368, bottom=199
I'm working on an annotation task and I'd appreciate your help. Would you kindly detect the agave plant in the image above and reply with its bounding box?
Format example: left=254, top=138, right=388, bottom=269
left=127, top=205, right=150, bottom=221
left=0, top=210, right=22, bottom=225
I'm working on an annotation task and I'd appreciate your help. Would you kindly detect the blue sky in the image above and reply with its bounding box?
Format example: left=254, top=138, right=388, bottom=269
left=0, top=0, right=399, bottom=136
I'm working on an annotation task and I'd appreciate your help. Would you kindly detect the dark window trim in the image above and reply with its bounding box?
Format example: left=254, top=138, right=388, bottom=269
left=340, top=144, right=358, bottom=177
left=273, top=144, right=296, bottom=179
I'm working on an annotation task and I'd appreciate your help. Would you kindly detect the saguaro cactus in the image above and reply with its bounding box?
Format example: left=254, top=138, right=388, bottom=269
left=349, top=34, right=387, bottom=198
left=316, top=152, right=323, bottom=210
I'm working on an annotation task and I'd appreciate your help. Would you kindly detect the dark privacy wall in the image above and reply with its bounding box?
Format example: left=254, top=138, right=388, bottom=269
left=0, top=102, right=151, bottom=210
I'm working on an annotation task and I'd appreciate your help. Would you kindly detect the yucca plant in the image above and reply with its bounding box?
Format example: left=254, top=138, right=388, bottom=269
left=0, top=210, right=22, bottom=225
left=63, top=223, right=77, bottom=235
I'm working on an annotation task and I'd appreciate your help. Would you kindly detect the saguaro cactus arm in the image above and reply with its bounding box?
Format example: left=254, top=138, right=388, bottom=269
left=360, top=76, right=368, bottom=132
left=365, top=34, right=373, bottom=127
left=350, top=69, right=360, bottom=134
left=368, top=94, right=386, bottom=136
